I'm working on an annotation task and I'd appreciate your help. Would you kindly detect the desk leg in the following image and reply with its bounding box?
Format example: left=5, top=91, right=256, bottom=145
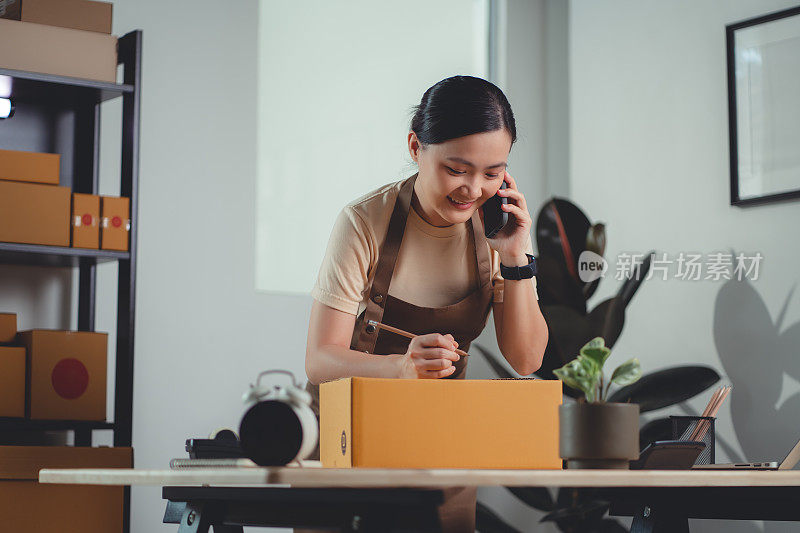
left=630, top=506, right=689, bottom=533
left=167, top=501, right=244, bottom=533
left=177, top=502, right=211, bottom=533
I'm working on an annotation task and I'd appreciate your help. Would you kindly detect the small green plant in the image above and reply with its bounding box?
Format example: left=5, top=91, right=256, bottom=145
left=553, top=337, right=641, bottom=402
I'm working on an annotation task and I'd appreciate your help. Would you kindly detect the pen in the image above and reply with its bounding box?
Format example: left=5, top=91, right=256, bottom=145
left=366, top=320, right=469, bottom=358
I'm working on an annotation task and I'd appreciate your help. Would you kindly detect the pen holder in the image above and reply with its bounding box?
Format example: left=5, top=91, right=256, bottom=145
left=671, top=415, right=715, bottom=465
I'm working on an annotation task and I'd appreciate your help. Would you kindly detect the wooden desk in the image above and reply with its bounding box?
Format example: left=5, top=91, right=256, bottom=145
left=40, top=467, right=800, bottom=532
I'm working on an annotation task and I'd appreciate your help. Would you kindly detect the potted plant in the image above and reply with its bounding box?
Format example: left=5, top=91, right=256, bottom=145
left=554, top=337, right=642, bottom=469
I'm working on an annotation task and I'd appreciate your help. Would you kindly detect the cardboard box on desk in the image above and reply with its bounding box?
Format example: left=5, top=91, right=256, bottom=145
left=0, top=313, right=16, bottom=344
left=0, top=19, right=117, bottom=83
left=320, top=377, right=562, bottom=469
left=18, top=330, right=107, bottom=421
left=0, top=149, right=60, bottom=185
left=72, top=193, right=100, bottom=249
left=0, top=0, right=113, bottom=34
left=0, top=347, right=25, bottom=417
left=0, top=180, right=70, bottom=246
left=0, top=445, right=131, bottom=532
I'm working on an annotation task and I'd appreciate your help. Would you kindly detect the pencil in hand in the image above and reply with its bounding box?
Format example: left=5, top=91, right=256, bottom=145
left=366, top=320, right=469, bottom=358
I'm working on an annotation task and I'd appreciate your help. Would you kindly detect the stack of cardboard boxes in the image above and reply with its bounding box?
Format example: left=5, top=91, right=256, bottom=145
left=0, top=312, right=108, bottom=421
left=0, top=0, right=131, bottom=252
left=0, top=3, right=132, bottom=529
left=0, top=148, right=131, bottom=250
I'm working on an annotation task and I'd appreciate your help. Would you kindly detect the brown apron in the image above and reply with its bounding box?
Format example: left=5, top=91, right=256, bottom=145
left=304, top=174, right=494, bottom=532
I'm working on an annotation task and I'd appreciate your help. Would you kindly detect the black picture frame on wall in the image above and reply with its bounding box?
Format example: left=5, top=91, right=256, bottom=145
left=727, top=5, right=800, bottom=207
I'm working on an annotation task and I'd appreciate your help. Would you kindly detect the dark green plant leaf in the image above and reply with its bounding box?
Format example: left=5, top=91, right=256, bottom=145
left=583, top=223, right=605, bottom=303
left=582, top=337, right=606, bottom=350
left=536, top=254, right=588, bottom=313
left=585, top=223, right=606, bottom=257
left=587, top=297, right=626, bottom=349
left=536, top=301, right=624, bottom=392
left=609, top=358, right=641, bottom=387
left=554, top=355, right=601, bottom=401
left=535, top=197, right=601, bottom=313
left=540, top=499, right=609, bottom=525
left=596, top=519, right=630, bottom=532
left=534, top=329, right=583, bottom=398
left=608, top=366, right=720, bottom=413
left=472, top=344, right=515, bottom=379
left=476, top=501, right=523, bottom=533
left=639, top=417, right=674, bottom=451
left=580, top=343, right=611, bottom=370
left=616, top=250, right=654, bottom=307
left=552, top=367, right=583, bottom=395
left=506, top=486, right=554, bottom=512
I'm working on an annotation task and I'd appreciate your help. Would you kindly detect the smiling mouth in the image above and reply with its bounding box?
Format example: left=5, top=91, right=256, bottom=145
left=447, top=195, right=477, bottom=209
left=447, top=195, right=477, bottom=204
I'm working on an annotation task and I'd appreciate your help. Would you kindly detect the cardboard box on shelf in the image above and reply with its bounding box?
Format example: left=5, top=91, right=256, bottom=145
left=0, top=19, right=116, bottom=83
left=0, top=0, right=112, bottom=34
left=0, top=149, right=60, bottom=185
left=320, top=377, right=563, bottom=469
left=0, top=347, right=25, bottom=417
left=0, top=445, right=131, bottom=531
left=0, top=313, right=16, bottom=344
left=0, top=180, right=70, bottom=247
left=71, top=193, right=100, bottom=249
left=100, top=196, right=130, bottom=251
left=18, top=330, right=107, bottom=421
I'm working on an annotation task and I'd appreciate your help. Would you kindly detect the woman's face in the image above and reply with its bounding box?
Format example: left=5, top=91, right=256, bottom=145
left=409, top=129, right=512, bottom=227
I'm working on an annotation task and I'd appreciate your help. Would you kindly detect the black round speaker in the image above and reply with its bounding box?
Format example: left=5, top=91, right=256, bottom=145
left=239, top=400, right=303, bottom=466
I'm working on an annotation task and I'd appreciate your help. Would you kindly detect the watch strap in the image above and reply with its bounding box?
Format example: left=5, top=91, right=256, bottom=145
left=500, top=253, right=537, bottom=280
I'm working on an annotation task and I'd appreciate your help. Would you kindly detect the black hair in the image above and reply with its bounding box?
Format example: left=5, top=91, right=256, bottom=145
left=410, top=75, right=516, bottom=146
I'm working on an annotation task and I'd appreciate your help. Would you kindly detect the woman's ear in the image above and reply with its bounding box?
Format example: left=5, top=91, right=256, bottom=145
left=408, top=132, right=421, bottom=163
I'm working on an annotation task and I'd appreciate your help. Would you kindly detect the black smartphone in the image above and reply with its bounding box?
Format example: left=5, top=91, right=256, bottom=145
left=482, top=181, right=508, bottom=239
left=629, top=440, right=705, bottom=470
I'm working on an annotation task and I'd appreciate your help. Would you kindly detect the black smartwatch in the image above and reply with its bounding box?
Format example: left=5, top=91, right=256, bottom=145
left=500, top=253, right=537, bottom=280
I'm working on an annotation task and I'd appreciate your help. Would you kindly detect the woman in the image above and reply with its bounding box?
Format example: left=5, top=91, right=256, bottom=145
left=305, top=75, right=548, bottom=531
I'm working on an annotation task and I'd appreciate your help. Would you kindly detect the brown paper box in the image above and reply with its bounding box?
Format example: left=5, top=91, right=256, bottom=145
left=19, top=330, right=107, bottom=421
left=100, top=196, right=130, bottom=251
left=71, top=193, right=100, bottom=249
left=0, top=446, right=131, bottom=532
left=0, top=347, right=25, bottom=417
left=0, top=149, right=60, bottom=185
left=0, top=0, right=112, bottom=34
left=0, top=19, right=116, bottom=83
left=0, top=313, right=16, bottom=344
left=320, top=377, right=562, bottom=469
left=0, top=180, right=70, bottom=247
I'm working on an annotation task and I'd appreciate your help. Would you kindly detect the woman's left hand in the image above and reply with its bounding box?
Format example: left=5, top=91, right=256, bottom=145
left=485, top=170, right=532, bottom=265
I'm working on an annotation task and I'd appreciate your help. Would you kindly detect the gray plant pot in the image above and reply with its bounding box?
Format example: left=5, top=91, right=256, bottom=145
left=559, top=402, right=639, bottom=469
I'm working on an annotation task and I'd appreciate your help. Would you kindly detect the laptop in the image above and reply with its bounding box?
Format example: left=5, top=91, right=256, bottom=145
left=693, top=438, right=800, bottom=470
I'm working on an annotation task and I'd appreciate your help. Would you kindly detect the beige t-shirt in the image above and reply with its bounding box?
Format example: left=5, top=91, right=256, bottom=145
left=311, top=179, right=538, bottom=316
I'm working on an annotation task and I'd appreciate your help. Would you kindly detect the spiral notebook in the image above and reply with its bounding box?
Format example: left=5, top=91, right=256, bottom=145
left=169, top=458, right=322, bottom=469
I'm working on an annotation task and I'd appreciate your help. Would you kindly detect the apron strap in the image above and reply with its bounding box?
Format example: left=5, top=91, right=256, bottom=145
left=470, top=209, right=493, bottom=290
left=355, top=174, right=417, bottom=353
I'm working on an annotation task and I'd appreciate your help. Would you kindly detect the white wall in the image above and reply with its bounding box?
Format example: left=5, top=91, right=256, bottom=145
left=254, top=0, right=489, bottom=295
left=570, top=1, right=800, bottom=532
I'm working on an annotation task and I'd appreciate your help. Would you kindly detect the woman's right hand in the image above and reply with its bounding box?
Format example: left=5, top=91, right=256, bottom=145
left=397, top=333, right=460, bottom=379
